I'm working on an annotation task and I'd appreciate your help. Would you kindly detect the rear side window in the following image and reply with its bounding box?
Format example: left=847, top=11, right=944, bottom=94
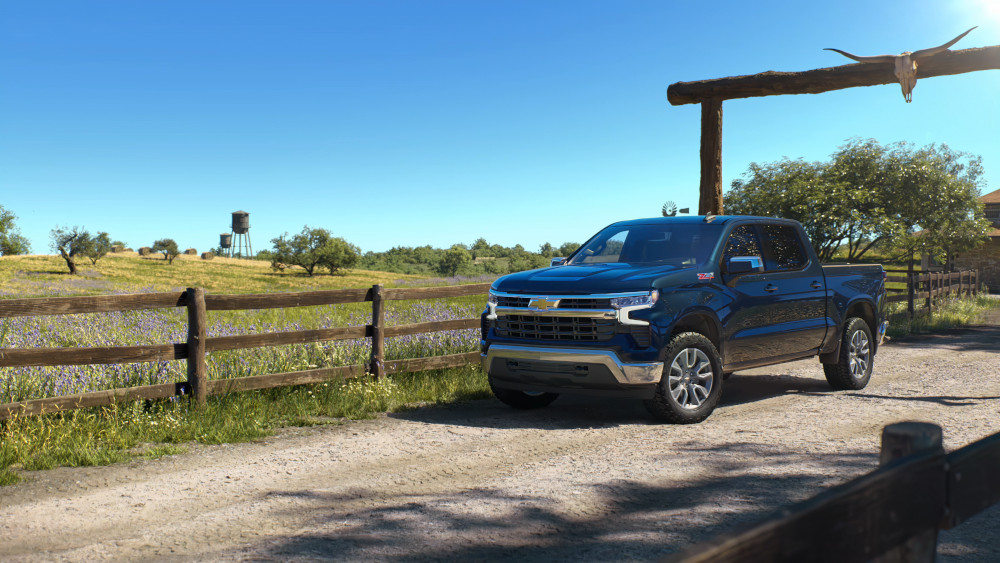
left=761, top=224, right=807, bottom=271
left=722, top=225, right=762, bottom=263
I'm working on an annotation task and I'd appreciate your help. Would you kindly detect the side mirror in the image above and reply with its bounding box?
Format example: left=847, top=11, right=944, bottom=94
left=726, top=256, right=764, bottom=275
left=550, top=257, right=566, bottom=266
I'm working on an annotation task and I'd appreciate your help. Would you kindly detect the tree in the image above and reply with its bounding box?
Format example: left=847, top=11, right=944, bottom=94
left=50, top=226, right=91, bottom=274
left=151, top=238, right=180, bottom=264
left=726, top=139, right=990, bottom=264
left=0, top=206, right=30, bottom=256
left=82, top=232, right=112, bottom=265
left=270, top=226, right=359, bottom=276
left=438, top=246, right=471, bottom=277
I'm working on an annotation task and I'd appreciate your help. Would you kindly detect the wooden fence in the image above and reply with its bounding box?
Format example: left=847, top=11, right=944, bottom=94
left=0, top=283, right=491, bottom=420
left=668, top=421, right=1000, bottom=562
left=884, top=269, right=980, bottom=317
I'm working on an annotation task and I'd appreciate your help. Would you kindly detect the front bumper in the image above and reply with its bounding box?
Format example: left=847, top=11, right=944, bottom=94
left=481, top=344, right=664, bottom=386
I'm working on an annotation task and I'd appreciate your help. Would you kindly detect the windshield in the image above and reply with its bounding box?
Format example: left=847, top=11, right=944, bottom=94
left=567, top=223, right=721, bottom=266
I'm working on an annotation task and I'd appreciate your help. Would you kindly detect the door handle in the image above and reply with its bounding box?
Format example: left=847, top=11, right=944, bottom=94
left=764, top=284, right=779, bottom=293
left=810, top=281, right=823, bottom=289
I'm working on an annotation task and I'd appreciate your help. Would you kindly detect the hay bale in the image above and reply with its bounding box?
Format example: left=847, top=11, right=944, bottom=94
left=200, top=252, right=214, bottom=260
left=138, top=246, right=152, bottom=256
left=184, top=248, right=197, bottom=255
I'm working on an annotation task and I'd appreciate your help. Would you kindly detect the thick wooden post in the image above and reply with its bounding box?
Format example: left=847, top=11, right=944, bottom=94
left=370, top=284, right=385, bottom=378
left=877, top=422, right=944, bottom=563
left=186, top=287, right=208, bottom=405
left=699, top=97, right=724, bottom=216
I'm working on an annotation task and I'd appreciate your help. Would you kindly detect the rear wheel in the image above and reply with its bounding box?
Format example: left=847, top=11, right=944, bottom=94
left=490, top=381, right=559, bottom=409
left=644, top=332, right=723, bottom=424
left=824, top=317, right=874, bottom=390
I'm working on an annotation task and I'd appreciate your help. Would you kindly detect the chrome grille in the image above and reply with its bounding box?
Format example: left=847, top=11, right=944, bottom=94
left=495, top=296, right=612, bottom=309
left=495, top=315, right=615, bottom=341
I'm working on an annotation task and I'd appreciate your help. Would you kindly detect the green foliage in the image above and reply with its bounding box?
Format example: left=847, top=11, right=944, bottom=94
left=438, top=246, right=472, bottom=276
left=726, top=139, right=991, bottom=263
left=0, top=206, right=30, bottom=256
left=270, top=226, right=360, bottom=276
left=151, top=238, right=180, bottom=264
left=359, top=239, right=577, bottom=277
left=82, top=232, right=112, bottom=265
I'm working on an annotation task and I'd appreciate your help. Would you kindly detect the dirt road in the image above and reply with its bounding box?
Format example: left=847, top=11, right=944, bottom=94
left=2, top=325, right=999, bottom=562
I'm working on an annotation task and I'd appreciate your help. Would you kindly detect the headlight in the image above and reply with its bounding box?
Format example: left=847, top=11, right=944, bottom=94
left=610, top=291, right=658, bottom=310
left=488, top=290, right=500, bottom=305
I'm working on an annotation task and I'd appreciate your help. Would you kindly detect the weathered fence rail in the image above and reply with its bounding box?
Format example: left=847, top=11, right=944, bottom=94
left=0, top=283, right=491, bottom=420
left=883, top=269, right=979, bottom=316
left=668, top=422, right=1000, bottom=562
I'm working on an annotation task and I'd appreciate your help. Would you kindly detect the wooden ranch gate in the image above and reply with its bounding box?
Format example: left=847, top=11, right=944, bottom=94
left=884, top=268, right=980, bottom=316
left=0, top=283, right=490, bottom=420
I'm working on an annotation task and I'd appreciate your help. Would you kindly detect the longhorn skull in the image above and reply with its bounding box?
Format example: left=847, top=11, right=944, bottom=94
left=825, top=27, right=976, bottom=102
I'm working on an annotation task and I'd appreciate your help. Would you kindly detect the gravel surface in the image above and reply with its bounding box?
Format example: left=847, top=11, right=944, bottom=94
left=2, top=322, right=999, bottom=562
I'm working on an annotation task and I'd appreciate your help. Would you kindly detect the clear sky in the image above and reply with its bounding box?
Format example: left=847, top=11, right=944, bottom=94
left=2, top=0, right=998, bottom=255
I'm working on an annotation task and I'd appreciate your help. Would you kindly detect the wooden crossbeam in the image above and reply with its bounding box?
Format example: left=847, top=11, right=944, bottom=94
left=668, top=46, right=1000, bottom=105
left=666, top=45, right=1000, bottom=215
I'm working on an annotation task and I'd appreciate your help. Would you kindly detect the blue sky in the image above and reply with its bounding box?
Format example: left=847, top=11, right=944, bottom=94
left=2, top=0, right=998, bottom=255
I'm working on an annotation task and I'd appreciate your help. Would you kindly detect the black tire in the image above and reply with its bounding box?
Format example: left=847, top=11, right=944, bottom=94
left=644, top=332, right=724, bottom=424
left=824, top=317, right=874, bottom=390
left=490, top=381, right=559, bottom=410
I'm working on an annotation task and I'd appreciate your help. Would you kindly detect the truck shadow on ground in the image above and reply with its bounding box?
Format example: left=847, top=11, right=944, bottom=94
left=391, top=372, right=834, bottom=431
left=250, top=442, right=877, bottom=562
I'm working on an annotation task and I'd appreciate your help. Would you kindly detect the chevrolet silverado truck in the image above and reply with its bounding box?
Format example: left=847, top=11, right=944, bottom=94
left=480, top=216, right=888, bottom=423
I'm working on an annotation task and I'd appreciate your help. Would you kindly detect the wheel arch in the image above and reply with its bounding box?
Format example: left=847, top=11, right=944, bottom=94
left=669, top=311, right=723, bottom=357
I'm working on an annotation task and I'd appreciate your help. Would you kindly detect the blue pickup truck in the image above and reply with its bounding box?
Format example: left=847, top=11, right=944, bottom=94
left=480, top=215, right=888, bottom=423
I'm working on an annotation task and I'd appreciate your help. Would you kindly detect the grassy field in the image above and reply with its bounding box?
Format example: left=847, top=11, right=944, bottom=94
left=0, top=253, right=492, bottom=485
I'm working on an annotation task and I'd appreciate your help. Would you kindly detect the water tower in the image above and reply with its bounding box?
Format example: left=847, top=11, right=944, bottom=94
left=229, top=211, right=252, bottom=258
left=219, top=233, right=232, bottom=255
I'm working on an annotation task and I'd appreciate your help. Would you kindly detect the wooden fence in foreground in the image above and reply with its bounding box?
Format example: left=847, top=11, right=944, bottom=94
left=884, top=269, right=980, bottom=316
left=0, top=283, right=491, bottom=420
left=669, top=421, right=1000, bottom=563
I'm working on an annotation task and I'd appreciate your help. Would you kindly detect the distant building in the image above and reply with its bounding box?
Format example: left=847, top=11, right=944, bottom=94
left=954, top=188, right=1000, bottom=293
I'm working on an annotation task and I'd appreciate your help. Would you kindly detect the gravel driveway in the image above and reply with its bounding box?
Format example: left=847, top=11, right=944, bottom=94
left=2, top=322, right=999, bottom=562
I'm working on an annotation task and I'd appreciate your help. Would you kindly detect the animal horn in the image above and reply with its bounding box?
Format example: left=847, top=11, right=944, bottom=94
left=911, top=27, right=977, bottom=59
left=823, top=48, right=896, bottom=64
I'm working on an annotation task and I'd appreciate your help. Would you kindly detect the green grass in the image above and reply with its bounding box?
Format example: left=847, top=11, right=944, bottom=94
left=886, top=294, right=1000, bottom=338
left=0, top=365, right=490, bottom=485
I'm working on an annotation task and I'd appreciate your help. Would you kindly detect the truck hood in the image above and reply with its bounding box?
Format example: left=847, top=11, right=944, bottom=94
left=492, top=263, right=695, bottom=294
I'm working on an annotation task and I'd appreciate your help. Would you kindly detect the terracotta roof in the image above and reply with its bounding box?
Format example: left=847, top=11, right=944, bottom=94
left=982, top=188, right=1000, bottom=204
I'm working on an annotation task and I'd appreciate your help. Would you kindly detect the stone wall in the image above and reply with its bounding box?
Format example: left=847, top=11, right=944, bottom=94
left=955, top=238, right=1000, bottom=293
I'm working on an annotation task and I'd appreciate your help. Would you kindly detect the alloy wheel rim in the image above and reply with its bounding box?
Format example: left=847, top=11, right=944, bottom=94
left=667, top=347, right=714, bottom=409
left=848, top=329, right=870, bottom=379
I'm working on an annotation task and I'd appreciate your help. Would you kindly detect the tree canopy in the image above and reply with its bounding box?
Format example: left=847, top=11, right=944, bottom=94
left=152, top=238, right=181, bottom=264
left=270, top=226, right=360, bottom=276
left=0, top=206, right=30, bottom=256
left=725, top=139, right=991, bottom=263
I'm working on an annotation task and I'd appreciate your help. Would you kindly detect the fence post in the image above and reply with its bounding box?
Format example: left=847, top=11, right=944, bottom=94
left=907, top=273, right=916, bottom=318
left=186, top=287, right=208, bottom=405
left=370, top=284, right=384, bottom=378
left=974, top=269, right=979, bottom=296
left=926, top=274, right=934, bottom=316
left=878, top=422, right=944, bottom=563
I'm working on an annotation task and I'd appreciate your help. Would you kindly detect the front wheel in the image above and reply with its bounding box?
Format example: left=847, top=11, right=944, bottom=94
left=824, top=317, right=874, bottom=390
left=644, top=332, right=724, bottom=424
left=490, top=381, right=559, bottom=409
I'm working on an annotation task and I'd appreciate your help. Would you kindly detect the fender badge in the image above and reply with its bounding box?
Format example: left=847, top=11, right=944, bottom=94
left=697, top=273, right=715, bottom=281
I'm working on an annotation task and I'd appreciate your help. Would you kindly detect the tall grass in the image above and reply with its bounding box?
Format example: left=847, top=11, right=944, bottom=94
left=886, top=294, right=1000, bottom=337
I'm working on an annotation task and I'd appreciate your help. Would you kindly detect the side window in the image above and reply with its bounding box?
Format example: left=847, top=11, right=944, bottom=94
left=722, top=225, right=762, bottom=264
left=761, top=224, right=806, bottom=271
left=580, top=230, right=627, bottom=263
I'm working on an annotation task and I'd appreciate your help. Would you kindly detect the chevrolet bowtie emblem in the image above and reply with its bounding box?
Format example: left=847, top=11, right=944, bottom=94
left=528, top=297, right=560, bottom=311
